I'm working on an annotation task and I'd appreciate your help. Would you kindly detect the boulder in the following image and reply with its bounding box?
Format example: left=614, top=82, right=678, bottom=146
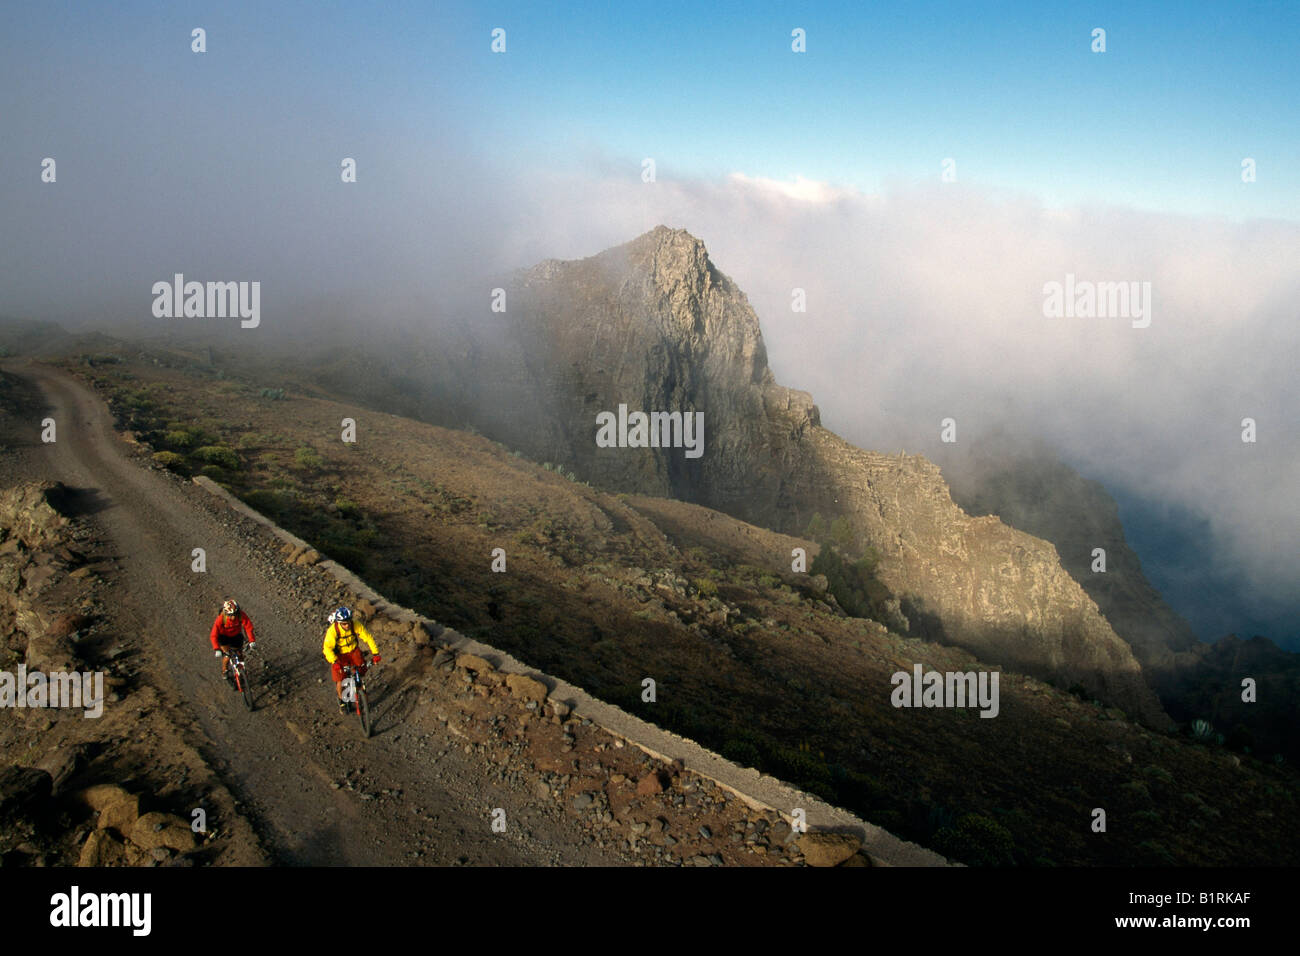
left=505, top=673, right=547, bottom=704
left=78, top=829, right=128, bottom=867
left=36, top=744, right=89, bottom=794
left=0, top=482, right=68, bottom=549
left=77, top=783, right=132, bottom=812
left=796, top=830, right=863, bottom=867
left=635, top=772, right=665, bottom=797
left=455, top=653, right=494, bottom=674
left=24, top=630, right=78, bottom=672
left=98, top=794, right=142, bottom=833
left=129, top=812, right=197, bottom=853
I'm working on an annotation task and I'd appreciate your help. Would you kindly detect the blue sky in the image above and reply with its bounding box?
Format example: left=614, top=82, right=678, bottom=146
left=446, top=0, right=1300, bottom=219
left=5, top=1, right=1293, bottom=220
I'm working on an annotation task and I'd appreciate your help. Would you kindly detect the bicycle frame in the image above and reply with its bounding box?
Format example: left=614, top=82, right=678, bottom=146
left=339, top=662, right=366, bottom=700
left=221, top=645, right=254, bottom=709
left=338, top=660, right=376, bottom=736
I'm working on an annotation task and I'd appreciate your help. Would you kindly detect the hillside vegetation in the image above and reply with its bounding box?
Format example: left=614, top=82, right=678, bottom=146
left=55, top=349, right=1300, bottom=867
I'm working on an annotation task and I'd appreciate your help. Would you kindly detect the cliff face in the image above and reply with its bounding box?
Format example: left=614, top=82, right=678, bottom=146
left=466, top=226, right=1166, bottom=725
left=937, top=438, right=1202, bottom=673
left=938, top=440, right=1300, bottom=759
left=493, top=227, right=815, bottom=504
left=799, top=435, right=1162, bottom=719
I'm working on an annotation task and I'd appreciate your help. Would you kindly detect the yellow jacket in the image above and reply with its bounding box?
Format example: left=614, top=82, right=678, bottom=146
left=323, top=621, right=378, bottom=662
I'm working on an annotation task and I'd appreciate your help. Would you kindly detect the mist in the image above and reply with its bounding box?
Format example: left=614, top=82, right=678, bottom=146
left=2, top=16, right=1295, bottom=647
left=477, top=167, right=1300, bottom=646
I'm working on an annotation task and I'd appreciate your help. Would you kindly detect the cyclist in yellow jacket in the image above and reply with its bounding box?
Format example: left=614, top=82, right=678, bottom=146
left=323, top=606, right=381, bottom=713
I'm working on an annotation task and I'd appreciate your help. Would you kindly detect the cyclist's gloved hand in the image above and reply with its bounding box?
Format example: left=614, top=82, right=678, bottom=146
left=214, top=650, right=223, bottom=659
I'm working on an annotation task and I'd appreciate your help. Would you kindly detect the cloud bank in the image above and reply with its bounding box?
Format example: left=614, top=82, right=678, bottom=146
left=479, top=167, right=1300, bottom=645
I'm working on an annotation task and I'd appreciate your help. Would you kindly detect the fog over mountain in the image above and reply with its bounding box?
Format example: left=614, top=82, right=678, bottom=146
left=469, top=168, right=1300, bottom=649
left=3, top=89, right=1295, bottom=649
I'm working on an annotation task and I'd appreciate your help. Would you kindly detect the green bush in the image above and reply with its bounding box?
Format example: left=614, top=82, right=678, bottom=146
left=151, top=451, right=188, bottom=473
left=828, top=516, right=855, bottom=551
left=693, top=577, right=719, bottom=598
left=811, top=544, right=892, bottom=624
left=294, top=446, right=325, bottom=471
left=932, top=814, right=1016, bottom=867
left=165, top=429, right=203, bottom=449
left=260, top=388, right=286, bottom=400
left=193, top=445, right=240, bottom=470
left=238, top=432, right=284, bottom=450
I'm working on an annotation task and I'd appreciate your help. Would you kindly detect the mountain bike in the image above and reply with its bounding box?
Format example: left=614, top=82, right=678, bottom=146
left=220, top=644, right=255, bottom=711
left=339, top=660, right=377, bottom=737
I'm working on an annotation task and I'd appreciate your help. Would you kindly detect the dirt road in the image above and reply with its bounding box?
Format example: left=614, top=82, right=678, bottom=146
left=5, top=361, right=625, bottom=866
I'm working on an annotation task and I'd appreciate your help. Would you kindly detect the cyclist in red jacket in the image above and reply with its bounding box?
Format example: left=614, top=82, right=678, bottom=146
left=210, top=599, right=256, bottom=687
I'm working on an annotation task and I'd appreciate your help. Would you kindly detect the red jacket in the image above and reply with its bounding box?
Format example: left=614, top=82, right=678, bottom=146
left=210, top=610, right=254, bottom=649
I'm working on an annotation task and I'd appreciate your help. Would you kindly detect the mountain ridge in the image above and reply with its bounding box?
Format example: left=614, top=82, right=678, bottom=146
left=483, top=226, right=1171, bottom=726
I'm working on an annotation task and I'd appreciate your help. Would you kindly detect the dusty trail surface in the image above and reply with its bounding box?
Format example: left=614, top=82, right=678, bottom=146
left=7, top=361, right=623, bottom=866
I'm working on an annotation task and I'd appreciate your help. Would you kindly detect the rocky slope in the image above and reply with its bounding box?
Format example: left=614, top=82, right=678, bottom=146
left=480, top=228, right=1167, bottom=725
left=0, top=480, right=266, bottom=866
left=32, top=231, right=1170, bottom=725
left=938, top=436, right=1300, bottom=758
left=936, top=436, right=1201, bottom=673
left=45, top=351, right=1300, bottom=865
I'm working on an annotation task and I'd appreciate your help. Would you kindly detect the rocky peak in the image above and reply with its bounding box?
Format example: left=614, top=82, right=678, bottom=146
left=421, top=229, right=1170, bottom=724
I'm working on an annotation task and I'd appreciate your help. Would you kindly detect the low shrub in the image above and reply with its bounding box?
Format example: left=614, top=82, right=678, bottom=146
left=193, top=445, right=240, bottom=470
left=151, top=451, right=187, bottom=473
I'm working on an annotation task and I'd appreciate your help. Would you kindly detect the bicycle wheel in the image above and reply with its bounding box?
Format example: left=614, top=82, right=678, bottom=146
left=356, top=681, right=371, bottom=738
left=238, top=662, right=255, bottom=711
